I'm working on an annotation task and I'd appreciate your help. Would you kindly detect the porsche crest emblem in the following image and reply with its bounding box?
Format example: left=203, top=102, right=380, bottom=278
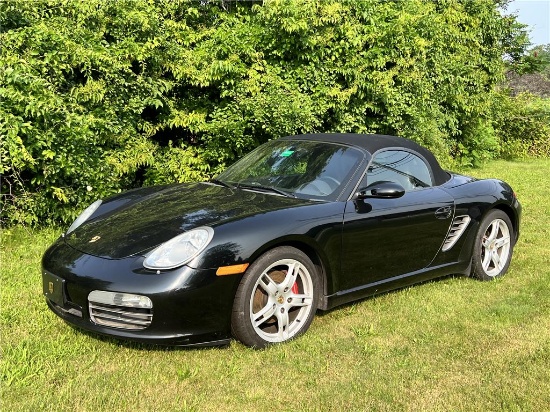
left=48, top=281, right=54, bottom=294
left=89, top=235, right=101, bottom=243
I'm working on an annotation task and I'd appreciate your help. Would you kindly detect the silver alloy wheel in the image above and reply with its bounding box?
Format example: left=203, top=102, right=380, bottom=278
left=480, top=218, right=511, bottom=277
left=249, top=258, right=314, bottom=343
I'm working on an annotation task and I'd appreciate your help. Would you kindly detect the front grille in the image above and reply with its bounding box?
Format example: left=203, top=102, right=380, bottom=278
left=442, top=215, right=471, bottom=252
left=89, top=301, right=153, bottom=330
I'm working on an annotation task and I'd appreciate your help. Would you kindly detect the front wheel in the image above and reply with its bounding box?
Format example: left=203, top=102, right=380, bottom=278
left=471, top=210, right=515, bottom=281
left=231, top=247, right=319, bottom=348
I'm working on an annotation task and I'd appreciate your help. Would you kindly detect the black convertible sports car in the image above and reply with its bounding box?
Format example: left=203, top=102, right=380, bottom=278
left=42, top=133, right=521, bottom=348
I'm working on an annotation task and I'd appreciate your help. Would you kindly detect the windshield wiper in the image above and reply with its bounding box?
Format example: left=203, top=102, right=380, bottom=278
left=210, top=179, right=236, bottom=190
left=237, top=183, right=296, bottom=198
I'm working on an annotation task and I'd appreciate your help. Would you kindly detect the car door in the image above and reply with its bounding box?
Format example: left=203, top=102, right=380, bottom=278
left=339, top=150, right=454, bottom=292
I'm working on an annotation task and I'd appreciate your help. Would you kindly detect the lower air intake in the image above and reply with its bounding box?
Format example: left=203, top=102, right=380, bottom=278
left=88, top=290, right=153, bottom=330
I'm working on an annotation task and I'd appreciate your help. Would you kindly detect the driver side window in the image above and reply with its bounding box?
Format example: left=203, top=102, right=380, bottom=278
left=362, top=150, right=432, bottom=191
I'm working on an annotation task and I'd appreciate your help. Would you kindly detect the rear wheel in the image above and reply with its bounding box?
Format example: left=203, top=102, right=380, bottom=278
left=231, top=247, right=319, bottom=348
left=471, top=210, right=514, bottom=281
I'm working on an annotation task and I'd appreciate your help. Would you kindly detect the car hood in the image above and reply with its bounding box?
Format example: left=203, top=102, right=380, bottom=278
left=65, top=183, right=311, bottom=259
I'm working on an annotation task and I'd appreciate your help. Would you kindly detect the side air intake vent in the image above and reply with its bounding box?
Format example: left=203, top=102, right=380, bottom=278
left=442, top=215, right=471, bottom=252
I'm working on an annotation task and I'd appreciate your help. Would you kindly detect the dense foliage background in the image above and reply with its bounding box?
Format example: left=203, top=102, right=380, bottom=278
left=0, top=0, right=547, bottom=225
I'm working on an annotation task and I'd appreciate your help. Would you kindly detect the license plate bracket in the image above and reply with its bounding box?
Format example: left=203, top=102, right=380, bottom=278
left=43, top=272, right=66, bottom=307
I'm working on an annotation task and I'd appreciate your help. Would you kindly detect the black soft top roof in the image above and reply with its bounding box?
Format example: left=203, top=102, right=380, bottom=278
left=280, top=133, right=449, bottom=186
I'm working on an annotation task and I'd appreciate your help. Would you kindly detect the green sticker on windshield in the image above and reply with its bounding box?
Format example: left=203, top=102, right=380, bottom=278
left=280, top=150, right=294, bottom=157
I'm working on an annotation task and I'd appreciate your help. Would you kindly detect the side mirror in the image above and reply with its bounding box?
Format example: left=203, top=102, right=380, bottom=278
left=355, top=181, right=405, bottom=199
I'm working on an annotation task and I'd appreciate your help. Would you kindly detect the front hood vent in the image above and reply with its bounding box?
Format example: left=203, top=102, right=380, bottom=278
left=442, top=215, right=471, bottom=252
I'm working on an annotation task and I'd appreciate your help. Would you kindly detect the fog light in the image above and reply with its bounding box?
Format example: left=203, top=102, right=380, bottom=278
left=88, top=290, right=152, bottom=309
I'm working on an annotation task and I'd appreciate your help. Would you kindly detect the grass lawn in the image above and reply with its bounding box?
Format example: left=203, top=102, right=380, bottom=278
left=1, top=159, right=549, bottom=411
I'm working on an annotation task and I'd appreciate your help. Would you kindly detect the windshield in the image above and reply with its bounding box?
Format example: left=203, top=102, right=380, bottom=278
left=216, top=140, right=364, bottom=201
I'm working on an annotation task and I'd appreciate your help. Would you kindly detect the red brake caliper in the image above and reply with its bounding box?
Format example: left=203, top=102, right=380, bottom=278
left=291, top=282, right=299, bottom=294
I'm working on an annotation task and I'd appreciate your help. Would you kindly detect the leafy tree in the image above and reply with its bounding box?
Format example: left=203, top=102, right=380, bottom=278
left=0, top=0, right=530, bottom=225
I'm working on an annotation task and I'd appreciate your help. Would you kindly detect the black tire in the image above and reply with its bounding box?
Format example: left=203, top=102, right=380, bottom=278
left=231, top=246, right=319, bottom=348
left=471, top=209, right=515, bottom=281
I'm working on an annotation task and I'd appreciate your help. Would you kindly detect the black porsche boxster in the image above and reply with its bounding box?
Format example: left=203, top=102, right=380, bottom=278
left=42, top=134, right=521, bottom=348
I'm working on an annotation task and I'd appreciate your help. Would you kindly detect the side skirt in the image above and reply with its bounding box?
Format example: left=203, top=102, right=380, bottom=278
left=321, top=261, right=471, bottom=311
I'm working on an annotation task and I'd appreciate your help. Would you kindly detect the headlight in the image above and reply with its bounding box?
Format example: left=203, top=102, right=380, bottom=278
left=143, top=227, right=214, bottom=270
left=66, top=199, right=102, bottom=234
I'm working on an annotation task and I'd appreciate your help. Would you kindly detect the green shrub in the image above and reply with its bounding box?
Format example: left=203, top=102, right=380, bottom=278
left=494, top=93, right=550, bottom=159
left=0, top=0, right=530, bottom=225
left=455, top=119, right=501, bottom=167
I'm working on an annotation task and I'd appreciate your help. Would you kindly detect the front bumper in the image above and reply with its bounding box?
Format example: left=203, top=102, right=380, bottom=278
left=42, top=239, right=242, bottom=347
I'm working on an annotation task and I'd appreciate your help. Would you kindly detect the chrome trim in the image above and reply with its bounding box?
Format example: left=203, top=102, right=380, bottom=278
left=88, top=300, right=153, bottom=330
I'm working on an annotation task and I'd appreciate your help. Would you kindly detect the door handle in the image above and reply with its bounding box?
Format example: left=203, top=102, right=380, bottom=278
left=435, top=206, right=452, bottom=219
